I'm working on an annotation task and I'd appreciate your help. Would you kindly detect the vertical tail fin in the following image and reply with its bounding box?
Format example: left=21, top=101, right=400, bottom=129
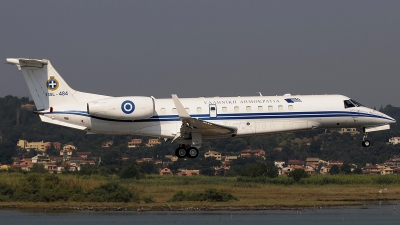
left=6, top=58, right=79, bottom=110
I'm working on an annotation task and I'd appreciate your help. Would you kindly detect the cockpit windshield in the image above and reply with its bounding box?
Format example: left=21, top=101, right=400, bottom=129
left=350, top=99, right=363, bottom=107
left=344, top=99, right=363, bottom=108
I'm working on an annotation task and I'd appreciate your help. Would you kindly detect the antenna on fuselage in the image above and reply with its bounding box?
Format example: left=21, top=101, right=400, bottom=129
left=257, top=92, right=262, bottom=96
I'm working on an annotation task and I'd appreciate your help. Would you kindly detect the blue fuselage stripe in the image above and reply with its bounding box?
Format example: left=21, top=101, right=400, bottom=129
left=44, top=110, right=394, bottom=123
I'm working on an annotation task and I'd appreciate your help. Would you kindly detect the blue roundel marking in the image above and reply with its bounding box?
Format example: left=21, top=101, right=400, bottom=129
left=46, top=78, right=59, bottom=91
left=121, top=100, right=135, bottom=114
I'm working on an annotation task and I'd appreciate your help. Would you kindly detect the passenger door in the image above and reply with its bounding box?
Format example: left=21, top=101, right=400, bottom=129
left=209, top=104, right=217, bottom=118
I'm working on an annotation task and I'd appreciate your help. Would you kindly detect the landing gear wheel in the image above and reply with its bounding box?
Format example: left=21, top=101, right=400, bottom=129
left=362, top=140, right=370, bottom=147
left=175, top=146, right=187, bottom=158
left=361, top=128, right=370, bottom=147
left=186, top=147, right=199, bottom=158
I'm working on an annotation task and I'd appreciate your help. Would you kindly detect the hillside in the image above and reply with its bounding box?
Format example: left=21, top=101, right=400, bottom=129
left=1, top=95, right=400, bottom=169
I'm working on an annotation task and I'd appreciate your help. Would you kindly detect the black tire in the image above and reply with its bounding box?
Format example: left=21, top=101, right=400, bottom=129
left=186, top=147, right=199, bottom=158
left=175, top=147, right=187, bottom=158
left=362, top=140, right=370, bottom=147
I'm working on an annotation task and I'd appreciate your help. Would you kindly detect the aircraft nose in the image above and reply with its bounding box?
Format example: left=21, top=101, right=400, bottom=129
left=384, top=114, right=396, bottom=124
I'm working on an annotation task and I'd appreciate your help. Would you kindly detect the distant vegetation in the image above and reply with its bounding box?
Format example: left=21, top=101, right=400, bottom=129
left=169, top=188, right=238, bottom=202
left=0, top=173, right=139, bottom=202
left=2, top=172, right=400, bottom=206
left=288, top=168, right=309, bottom=182
left=237, top=174, right=400, bottom=185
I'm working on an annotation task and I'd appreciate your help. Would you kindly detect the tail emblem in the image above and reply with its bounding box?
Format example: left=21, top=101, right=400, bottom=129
left=46, top=77, right=59, bottom=91
left=121, top=100, right=135, bottom=114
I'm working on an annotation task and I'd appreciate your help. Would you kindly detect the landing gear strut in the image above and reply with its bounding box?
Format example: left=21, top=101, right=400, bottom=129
left=362, top=128, right=370, bottom=147
left=175, top=144, right=199, bottom=158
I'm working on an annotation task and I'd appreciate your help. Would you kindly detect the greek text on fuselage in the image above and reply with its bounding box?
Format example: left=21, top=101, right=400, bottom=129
left=203, top=99, right=279, bottom=105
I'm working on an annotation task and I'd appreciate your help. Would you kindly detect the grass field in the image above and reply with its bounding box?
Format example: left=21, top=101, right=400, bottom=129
left=1, top=173, right=399, bottom=211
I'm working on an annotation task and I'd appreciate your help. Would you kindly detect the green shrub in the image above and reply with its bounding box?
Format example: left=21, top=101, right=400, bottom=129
left=143, top=196, right=154, bottom=203
left=88, top=182, right=139, bottom=202
left=169, top=188, right=238, bottom=202
left=70, top=193, right=86, bottom=202
left=240, top=163, right=278, bottom=178
left=288, top=169, right=309, bottom=182
left=119, top=163, right=144, bottom=179
left=0, top=182, right=13, bottom=201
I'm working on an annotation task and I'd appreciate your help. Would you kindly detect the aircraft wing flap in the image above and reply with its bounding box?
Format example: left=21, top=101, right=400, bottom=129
left=186, top=117, right=237, bottom=136
left=365, top=124, right=390, bottom=133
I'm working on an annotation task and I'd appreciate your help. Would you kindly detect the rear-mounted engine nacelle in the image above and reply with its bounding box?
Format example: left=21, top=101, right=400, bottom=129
left=87, top=96, right=155, bottom=120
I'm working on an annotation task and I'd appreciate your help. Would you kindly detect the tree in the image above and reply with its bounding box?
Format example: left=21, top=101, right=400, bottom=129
left=329, top=165, right=340, bottom=175
left=266, top=166, right=279, bottom=178
left=101, top=149, right=122, bottom=166
left=119, top=162, right=143, bottom=179
left=201, top=167, right=216, bottom=176
left=61, top=164, right=72, bottom=174
left=288, top=168, right=309, bottom=182
left=0, top=141, right=16, bottom=164
left=47, top=142, right=62, bottom=156
left=340, top=163, right=351, bottom=174
left=139, top=162, right=155, bottom=174
left=240, top=163, right=278, bottom=178
left=79, top=164, right=98, bottom=175
left=30, top=163, right=48, bottom=174
left=316, top=163, right=324, bottom=174
left=353, top=167, right=363, bottom=174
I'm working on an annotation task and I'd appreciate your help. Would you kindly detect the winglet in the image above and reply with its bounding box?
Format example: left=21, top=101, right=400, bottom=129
left=171, top=94, right=190, bottom=119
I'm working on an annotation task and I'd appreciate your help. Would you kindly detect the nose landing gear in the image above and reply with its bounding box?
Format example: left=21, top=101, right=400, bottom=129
left=362, top=129, right=370, bottom=147
left=175, top=144, right=199, bottom=158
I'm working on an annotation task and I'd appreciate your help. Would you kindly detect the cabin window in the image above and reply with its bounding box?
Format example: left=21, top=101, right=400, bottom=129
left=160, top=108, right=166, bottom=114
left=258, top=106, right=263, bottom=111
left=278, top=105, right=283, bottom=111
left=197, top=107, right=202, bottom=113
left=222, top=107, right=227, bottom=112
left=288, top=105, right=293, bottom=111
left=64, top=117, right=69, bottom=120
left=185, top=107, right=190, bottom=113
left=268, top=105, right=273, bottom=111
left=246, top=106, right=251, bottom=112
left=172, top=108, right=177, bottom=113
left=234, top=106, right=239, bottom=112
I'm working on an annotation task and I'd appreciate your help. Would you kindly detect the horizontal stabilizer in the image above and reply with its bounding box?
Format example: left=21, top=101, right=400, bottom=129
left=6, top=58, right=48, bottom=68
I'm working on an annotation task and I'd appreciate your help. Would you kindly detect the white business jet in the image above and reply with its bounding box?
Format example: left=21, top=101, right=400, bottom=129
left=6, top=58, right=396, bottom=158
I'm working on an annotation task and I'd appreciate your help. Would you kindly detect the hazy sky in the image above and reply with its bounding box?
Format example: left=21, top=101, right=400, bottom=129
left=1, top=1, right=399, bottom=108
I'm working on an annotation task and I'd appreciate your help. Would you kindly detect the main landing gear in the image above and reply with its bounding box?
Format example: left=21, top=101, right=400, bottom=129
left=175, top=144, right=199, bottom=158
left=362, top=129, right=370, bottom=147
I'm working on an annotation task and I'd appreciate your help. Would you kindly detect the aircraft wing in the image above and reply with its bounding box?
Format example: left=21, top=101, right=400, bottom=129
left=171, top=94, right=237, bottom=137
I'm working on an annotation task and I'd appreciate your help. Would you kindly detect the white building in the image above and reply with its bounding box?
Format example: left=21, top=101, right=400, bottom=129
left=389, top=137, right=400, bottom=145
left=204, top=150, right=222, bottom=160
left=274, top=160, right=285, bottom=169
